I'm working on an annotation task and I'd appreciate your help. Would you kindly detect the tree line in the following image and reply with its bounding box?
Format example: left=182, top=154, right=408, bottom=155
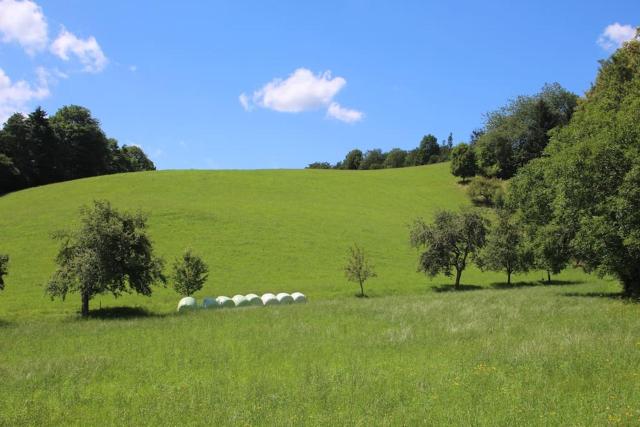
left=449, top=83, right=579, bottom=182
left=410, top=33, right=640, bottom=297
left=307, top=133, right=454, bottom=170
left=343, top=34, right=640, bottom=297
left=0, top=105, right=155, bottom=194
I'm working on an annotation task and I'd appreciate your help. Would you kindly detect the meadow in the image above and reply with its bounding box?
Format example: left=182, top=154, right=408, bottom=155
left=1, top=163, right=639, bottom=425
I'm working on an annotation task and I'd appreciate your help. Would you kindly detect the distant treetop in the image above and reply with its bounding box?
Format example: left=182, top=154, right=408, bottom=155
left=0, top=105, right=156, bottom=195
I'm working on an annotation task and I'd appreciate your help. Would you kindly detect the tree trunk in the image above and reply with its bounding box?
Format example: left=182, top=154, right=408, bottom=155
left=81, top=292, right=90, bottom=317
left=507, top=270, right=511, bottom=286
left=359, top=281, right=365, bottom=297
left=621, top=274, right=640, bottom=298
left=547, top=270, right=551, bottom=283
left=454, top=268, right=462, bottom=289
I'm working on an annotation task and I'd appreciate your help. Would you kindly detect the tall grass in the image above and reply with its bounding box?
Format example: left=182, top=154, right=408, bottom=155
left=1, top=281, right=638, bottom=425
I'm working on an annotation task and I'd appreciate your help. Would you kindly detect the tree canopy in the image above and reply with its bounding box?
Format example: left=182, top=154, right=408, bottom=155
left=508, top=35, right=640, bottom=296
left=477, top=210, right=532, bottom=285
left=307, top=133, right=454, bottom=170
left=0, top=106, right=155, bottom=194
left=475, top=83, right=578, bottom=179
left=344, top=244, right=376, bottom=297
left=409, top=209, right=488, bottom=288
left=450, top=143, right=477, bottom=181
left=45, top=200, right=166, bottom=316
left=172, top=249, right=209, bottom=297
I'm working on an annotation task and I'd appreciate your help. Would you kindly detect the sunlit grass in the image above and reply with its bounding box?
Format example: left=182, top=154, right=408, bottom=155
left=1, top=280, right=638, bottom=425
left=0, top=164, right=637, bottom=425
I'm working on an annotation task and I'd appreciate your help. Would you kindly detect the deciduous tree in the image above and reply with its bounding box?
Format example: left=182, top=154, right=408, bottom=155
left=172, top=249, right=209, bottom=297
left=344, top=244, right=376, bottom=297
left=508, top=35, right=640, bottom=296
left=45, top=200, right=165, bottom=316
left=343, top=149, right=363, bottom=170
left=476, top=210, right=532, bottom=285
left=450, top=143, right=477, bottom=182
left=409, top=209, right=488, bottom=288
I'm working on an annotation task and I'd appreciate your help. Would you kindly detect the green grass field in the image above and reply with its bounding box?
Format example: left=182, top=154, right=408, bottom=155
left=1, top=163, right=639, bottom=425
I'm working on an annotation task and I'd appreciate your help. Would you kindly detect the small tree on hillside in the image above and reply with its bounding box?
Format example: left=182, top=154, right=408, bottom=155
left=344, top=244, right=376, bottom=297
left=45, top=200, right=166, bottom=316
left=409, top=209, right=488, bottom=288
left=467, top=176, right=504, bottom=206
left=416, top=134, right=440, bottom=165
left=531, top=223, right=571, bottom=283
left=384, top=148, right=407, bottom=168
left=0, top=254, right=8, bottom=291
left=477, top=210, right=533, bottom=285
left=359, top=149, right=386, bottom=170
left=172, top=249, right=209, bottom=296
left=505, top=159, right=570, bottom=283
left=343, top=149, right=363, bottom=170
left=450, top=143, right=477, bottom=182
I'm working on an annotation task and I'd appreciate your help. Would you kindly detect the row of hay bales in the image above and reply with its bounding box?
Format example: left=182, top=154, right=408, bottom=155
left=177, top=292, right=307, bottom=312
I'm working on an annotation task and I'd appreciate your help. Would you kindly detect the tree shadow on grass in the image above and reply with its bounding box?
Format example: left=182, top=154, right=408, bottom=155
left=0, top=319, right=12, bottom=328
left=432, top=284, right=483, bottom=293
left=562, top=291, right=639, bottom=302
left=490, top=280, right=584, bottom=290
left=430, top=280, right=584, bottom=294
left=86, top=306, right=166, bottom=320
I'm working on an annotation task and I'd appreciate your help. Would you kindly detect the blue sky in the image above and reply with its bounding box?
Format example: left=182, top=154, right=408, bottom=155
left=0, top=0, right=638, bottom=169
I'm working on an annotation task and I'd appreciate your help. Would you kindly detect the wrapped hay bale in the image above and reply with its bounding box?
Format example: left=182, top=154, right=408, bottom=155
left=202, top=297, right=218, bottom=309
left=245, top=293, right=263, bottom=306
left=276, top=292, right=294, bottom=304
left=232, top=294, right=250, bottom=307
left=261, top=293, right=279, bottom=306
left=177, top=296, right=197, bottom=312
left=216, top=296, right=235, bottom=308
left=291, top=292, right=307, bottom=304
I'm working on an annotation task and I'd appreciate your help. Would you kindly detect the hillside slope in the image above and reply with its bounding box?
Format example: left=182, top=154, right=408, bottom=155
left=0, top=163, right=595, bottom=318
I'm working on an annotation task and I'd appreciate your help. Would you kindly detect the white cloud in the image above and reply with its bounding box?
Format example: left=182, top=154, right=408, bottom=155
left=251, top=68, right=345, bottom=113
left=0, top=1, right=107, bottom=74
left=0, top=66, right=50, bottom=124
left=326, top=102, right=364, bottom=123
left=238, top=92, right=251, bottom=111
left=597, top=23, right=637, bottom=51
left=129, top=65, right=137, bottom=72
left=50, top=28, right=108, bottom=72
left=0, top=0, right=48, bottom=54
left=241, top=68, right=363, bottom=123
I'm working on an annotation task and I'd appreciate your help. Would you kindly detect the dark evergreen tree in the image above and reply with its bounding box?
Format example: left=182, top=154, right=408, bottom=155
left=0, top=105, right=156, bottom=195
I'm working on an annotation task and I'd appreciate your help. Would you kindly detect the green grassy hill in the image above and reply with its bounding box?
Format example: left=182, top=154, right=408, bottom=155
left=0, top=162, right=588, bottom=319
left=2, top=164, right=638, bottom=426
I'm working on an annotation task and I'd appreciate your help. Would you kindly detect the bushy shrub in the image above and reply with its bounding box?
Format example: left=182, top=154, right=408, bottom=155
left=307, top=162, right=331, bottom=169
left=467, top=176, right=504, bottom=206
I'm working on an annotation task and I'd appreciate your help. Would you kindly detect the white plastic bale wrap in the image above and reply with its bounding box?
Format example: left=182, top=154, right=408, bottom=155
left=291, top=292, right=307, bottom=303
left=177, top=296, right=197, bottom=312
left=216, top=296, right=235, bottom=308
left=202, top=297, right=218, bottom=309
left=232, top=294, right=249, bottom=307
left=261, top=293, right=279, bottom=306
left=244, top=293, right=263, bottom=306
left=276, top=292, right=294, bottom=304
